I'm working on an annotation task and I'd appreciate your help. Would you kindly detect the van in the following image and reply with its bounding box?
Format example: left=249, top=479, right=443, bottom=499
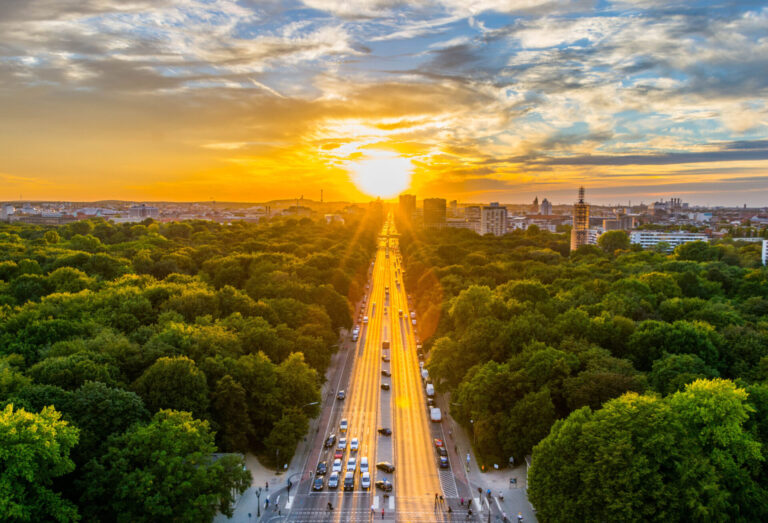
left=344, top=471, right=354, bottom=491
left=426, top=383, right=435, bottom=397
left=430, top=407, right=442, bottom=422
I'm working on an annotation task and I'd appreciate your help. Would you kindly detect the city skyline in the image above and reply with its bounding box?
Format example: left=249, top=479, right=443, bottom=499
left=1, top=1, right=767, bottom=204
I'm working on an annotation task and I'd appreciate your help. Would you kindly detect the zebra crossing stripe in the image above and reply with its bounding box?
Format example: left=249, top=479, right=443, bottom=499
left=373, top=495, right=379, bottom=509
left=388, top=495, right=395, bottom=510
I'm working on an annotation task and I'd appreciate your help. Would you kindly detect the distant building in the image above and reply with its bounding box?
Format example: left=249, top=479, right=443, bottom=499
left=570, top=187, right=592, bottom=251
left=464, top=206, right=481, bottom=222
left=763, top=240, right=768, bottom=266
left=531, top=196, right=539, bottom=214
left=449, top=200, right=458, bottom=217
left=540, top=198, right=552, bottom=216
left=129, top=204, right=159, bottom=219
left=481, top=202, right=507, bottom=236
left=446, top=218, right=480, bottom=233
left=398, top=194, right=416, bottom=220
left=0, top=205, right=13, bottom=222
left=603, top=213, right=636, bottom=231
left=324, top=214, right=344, bottom=224
left=629, top=230, right=709, bottom=251
left=423, top=198, right=446, bottom=229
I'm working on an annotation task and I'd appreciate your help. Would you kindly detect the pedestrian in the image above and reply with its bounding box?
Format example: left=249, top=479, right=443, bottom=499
left=328, top=502, right=333, bottom=511
left=371, top=504, right=375, bottom=515
left=460, top=497, right=464, bottom=507
left=265, top=499, right=269, bottom=509
left=440, top=495, right=444, bottom=504
left=266, top=481, right=269, bottom=491
left=382, top=508, right=385, bottom=519
left=517, top=512, right=523, bottom=522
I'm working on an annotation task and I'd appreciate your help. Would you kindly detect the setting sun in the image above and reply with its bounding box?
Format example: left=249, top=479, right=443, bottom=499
left=347, top=151, right=412, bottom=199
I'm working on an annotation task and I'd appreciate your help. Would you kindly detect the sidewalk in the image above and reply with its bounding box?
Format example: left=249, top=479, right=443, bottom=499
left=441, top=393, right=537, bottom=522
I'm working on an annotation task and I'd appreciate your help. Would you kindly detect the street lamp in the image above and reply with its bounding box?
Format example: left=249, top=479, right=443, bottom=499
left=255, top=487, right=262, bottom=517
left=470, top=419, right=476, bottom=445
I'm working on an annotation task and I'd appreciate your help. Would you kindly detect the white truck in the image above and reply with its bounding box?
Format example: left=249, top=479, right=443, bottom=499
left=430, top=407, right=442, bottom=422
left=426, top=383, right=434, bottom=397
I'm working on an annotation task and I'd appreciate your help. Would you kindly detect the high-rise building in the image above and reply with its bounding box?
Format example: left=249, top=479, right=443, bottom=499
left=465, top=206, right=481, bottom=222
left=130, top=204, right=159, bottom=219
left=540, top=198, right=552, bottom=215
left=603, top=213, right=636, bottom=231
left=398, top=194, right=416, bottom=220
left=423, top=198, right=446, bottom=229
left=570, top=187, right=591, bottom=251
left=481, top=202, right=508, bottom=236
left=449, top=200, right=458, bottom=216
left=531, top=196, right=539, bottom=214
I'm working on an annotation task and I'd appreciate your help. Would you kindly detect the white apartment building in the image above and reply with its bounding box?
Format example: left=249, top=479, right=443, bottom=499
left=481, top=202, right=508, bottom=236
left=629, top=230, right=708, bottom=251
left=763, top=240, right=767, bottom=266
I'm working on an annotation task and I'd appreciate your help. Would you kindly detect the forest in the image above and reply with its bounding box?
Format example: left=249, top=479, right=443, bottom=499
left=0, top=209, right=381, bottom=522
left=400, top=224, right=768, bottom=521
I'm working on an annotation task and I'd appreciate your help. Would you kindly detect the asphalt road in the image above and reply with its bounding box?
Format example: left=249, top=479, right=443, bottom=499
left=287, top=216, right=474, bottom=522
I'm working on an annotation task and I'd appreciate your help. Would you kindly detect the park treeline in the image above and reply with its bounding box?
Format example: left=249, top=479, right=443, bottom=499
left=0, top=209, right=381, bottom=522
left=400, top=225, right=768, bottom=521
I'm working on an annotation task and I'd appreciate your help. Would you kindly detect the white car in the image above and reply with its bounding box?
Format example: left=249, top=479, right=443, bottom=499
left=332, top=459, right=342, bottom=473
left=350, top=438, right=359, bottom=451
left=360, top=456, right=369, bottom=473
left=363, top=316, right=368, bottom=324
left=340, top=419, right=348, bottom=432
left=361, top=471, right=371, bottom=490
left=347, top=457, right=357, bottom=472
left=337, top=437, right=347, bottom=450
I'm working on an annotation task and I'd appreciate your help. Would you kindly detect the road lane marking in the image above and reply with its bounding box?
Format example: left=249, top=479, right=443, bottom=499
left=373, top=495, right=379, bottom=509
left=473, top=497, right=481, bottom=511
left=389, top=495, right=395, bottom=510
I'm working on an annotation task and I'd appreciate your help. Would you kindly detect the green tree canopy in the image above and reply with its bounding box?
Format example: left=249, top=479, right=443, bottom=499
left=131, top=356, right=209, bottom=418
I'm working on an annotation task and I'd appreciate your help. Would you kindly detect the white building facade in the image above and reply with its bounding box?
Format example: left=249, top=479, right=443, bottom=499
left=480, top=203, right=508, bottom=236
left=629, top=230, right=708, bottom=251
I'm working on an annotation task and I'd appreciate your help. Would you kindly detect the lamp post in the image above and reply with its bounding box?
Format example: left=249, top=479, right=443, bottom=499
left=255, top=487, right=262, bottom=517
left=470, top=419, right=476, bottom=445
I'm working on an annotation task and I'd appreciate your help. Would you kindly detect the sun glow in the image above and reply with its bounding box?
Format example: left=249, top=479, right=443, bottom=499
left=347, top=151, right=413, bottom=198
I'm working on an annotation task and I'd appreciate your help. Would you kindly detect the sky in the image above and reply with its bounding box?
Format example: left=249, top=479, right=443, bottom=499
left=0, top=0, right=767, bottom=205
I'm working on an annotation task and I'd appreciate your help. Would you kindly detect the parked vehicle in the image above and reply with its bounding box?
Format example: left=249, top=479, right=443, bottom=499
left=426, top=383, right=435, bottom=397
left=325, top=434, right=336, bottom=448
left=430, top=407, right=442, bottom=422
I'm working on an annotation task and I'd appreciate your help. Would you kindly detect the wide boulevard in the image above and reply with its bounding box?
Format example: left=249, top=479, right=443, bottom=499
left=286, top=216, right=472, bottom=522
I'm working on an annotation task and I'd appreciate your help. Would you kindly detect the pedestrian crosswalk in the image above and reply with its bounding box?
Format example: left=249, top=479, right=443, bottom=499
left=438, top=469, right=459, bottom=497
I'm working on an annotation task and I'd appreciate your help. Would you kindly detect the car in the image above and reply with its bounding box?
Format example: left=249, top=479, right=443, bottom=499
left=334, top=449, right=344, bottom=460
left=384, top=307, right=388, bottom=315
left=360, top=456, right=369, bottom=473
left=375, top=479, right=393, bottom=492
left=378, top=427, right=392, bottom=436
left=381, top=369, right=391, bottom=377
left=376, top=461, right=395, bottom=473
left=363, top=316, right=369, bottom=324
left=337, top=437, right=347, bottom=450
left=316, top=461, right=328, bottom=475
left=361, top=471, right=371, bottom=490
left=352, top=332, right=359, bottom=341
left=325, top=434, right=336, bottom=448
left=337, top=390, right=345, bottom=400
left=434, top=438, right=444, bottom=448
left=381, top=382, right=390, bottom=390
left=350, top=438, right=359, bottom=451
left=412, top=319, right=416, bottom=325
left=427, top=398, right=435, bottom=407
left=332, top=458, right=342, bottom=473
left=439, top=456, right=449, bottom=468
left=340, top=419, right=348, bottom=432
left=346, top=457, right=357, bottom=472
left=437, top=446, right=448, bottom=457
left=398, top=309, right=403, bottom=317
left=313, top=476, right=324, bottom=491
left=344, top=471, right=354, bottom=491
left=382, top=354, right=390, bottom=362
left=328, top=471, right=340, bottom=489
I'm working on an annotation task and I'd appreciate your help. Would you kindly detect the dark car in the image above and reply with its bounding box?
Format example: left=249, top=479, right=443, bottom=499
left=337, top=390, right=346, bottom=400
left=312, top=476, right=324, bottom=491
left=439, top=456, right=449, bottom=468
left=325, top=434, right=336, bottom=448
left=316, top=461, right=328, bottom=475
left=376, top=461, right=395, bottom=473
left=381, top=355, right=390, bottom=362
left=343, top=472, right=354, bottom=491
left=381, top=369, right=391, bottom=377
left=378, top=427, right=392, bottom=436
left=375, top=479, right=393, bottom=492
left=437, top=446, right=448, bottom=457
left=427, top=398, right=435, bottom=407
left=381, top=382, right=390, bottom=390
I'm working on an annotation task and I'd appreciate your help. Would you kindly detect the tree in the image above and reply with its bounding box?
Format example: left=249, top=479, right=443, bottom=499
left=649, top=353, right=718, bottom=395
left=529, top=379, right=766, bottom=522
left=0, top=405, right=80, bottom=522
left=131, top=356, right=209, bottom=418
left=211, top=375, right=251, bottom=452
left=80, top=410, right=251, bottom=522
left=500, top=388, right=556, bottom=461
left=264, top=407, right=309, bottom=467
left=27, top=352, right=122, bottom=390
left=44, top=230, right=61, bottom=244
left=65, top=381, right=149, bottom=461
left=598, top=230, right=630, bottom=254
